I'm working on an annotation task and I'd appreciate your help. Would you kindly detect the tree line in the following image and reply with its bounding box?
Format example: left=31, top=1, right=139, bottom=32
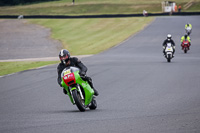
left=0, top=0, right=58, bottom=6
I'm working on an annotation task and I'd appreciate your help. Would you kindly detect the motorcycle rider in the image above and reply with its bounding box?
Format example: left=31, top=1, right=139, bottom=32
left=185, top=23, right=192, bottom=30
left=57, top=49, right=99, bottom=96
left=185, top=23, right=192, bottom=35
left=181, top=34, right=191, bottom=50
left=162, top=34, right=175, bottom=57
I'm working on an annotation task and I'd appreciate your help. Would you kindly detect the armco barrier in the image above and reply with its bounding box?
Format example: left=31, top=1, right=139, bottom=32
left=0, top=12, right=200, bottom=19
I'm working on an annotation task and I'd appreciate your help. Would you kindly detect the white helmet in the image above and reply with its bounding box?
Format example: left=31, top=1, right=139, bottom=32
left=167, top=34, right=172, bottom=41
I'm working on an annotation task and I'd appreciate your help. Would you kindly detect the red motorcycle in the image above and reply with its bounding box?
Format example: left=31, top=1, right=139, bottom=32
left=181, top=40, right=190, bottom=53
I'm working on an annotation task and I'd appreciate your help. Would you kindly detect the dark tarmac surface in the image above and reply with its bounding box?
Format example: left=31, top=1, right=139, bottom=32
left=0, top=16, right=200, bottom=133
left=0, top=19, right=62, bottom=60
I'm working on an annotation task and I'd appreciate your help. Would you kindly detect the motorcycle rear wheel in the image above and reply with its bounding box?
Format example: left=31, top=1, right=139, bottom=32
left=72, top=89, right=86, bottom=112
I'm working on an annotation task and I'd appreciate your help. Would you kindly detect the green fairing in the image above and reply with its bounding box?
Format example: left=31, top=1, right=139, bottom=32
left=74, top=71, right=94, bottom=105
left=61, top=70, right=94, bottom=106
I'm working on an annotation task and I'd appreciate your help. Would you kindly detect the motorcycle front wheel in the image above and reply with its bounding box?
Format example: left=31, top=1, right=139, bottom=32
left=167, top=54, right=171, bottom=62
left=72, top=89, right=86, bottom=112
left=184, top=48, right=187, bottom=53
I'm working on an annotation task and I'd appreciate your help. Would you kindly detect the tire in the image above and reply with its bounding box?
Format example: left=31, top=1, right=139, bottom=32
left=167, top=54, right=171, bottom=62
left=72, top=89, right=86, bottom=112
left=184, top=49, right=187, bottom=53
left=89, top=98, right=97, bottom=110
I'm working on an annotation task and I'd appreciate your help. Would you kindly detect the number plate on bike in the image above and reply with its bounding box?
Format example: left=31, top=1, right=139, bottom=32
left=64, top=69, right=71, bottom=76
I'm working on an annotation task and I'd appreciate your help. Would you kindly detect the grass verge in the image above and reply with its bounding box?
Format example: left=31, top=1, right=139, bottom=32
left=0, top=61, right=59, bottom=76
left=29, top=17, right=154, bottom=55
left=0, top=0, right=199, bottom=15
left=1, top=17, right=153, bottom=76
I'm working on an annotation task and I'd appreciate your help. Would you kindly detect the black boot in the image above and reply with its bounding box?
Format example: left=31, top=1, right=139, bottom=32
left=92, top=87, right=99, bottom=96
left=87, top=77, right=99, bottom=96
left=63, top=88, right=67, bottom=95
left=89, top=82, right=99, bottom=96
left=163, top=50, right=166, bottom=56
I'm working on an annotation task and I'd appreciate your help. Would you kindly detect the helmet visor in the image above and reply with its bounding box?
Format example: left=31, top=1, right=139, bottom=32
left=60, top=55, right=69, bottom=60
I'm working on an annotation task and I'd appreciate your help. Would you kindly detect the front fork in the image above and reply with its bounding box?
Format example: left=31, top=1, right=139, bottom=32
left=69, top=84, right=84, bottom=104
left=77, top=84, right=84, bottom=100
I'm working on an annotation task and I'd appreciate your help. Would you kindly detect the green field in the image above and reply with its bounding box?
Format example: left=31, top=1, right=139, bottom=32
left=29, top=17, right=153, bottom=55
left=0, top=17, right=153, bottom=76
left=0, top=0, right=200, bottom=76
left=0, top=0, right=200, bottom=15
left=0, top=61, right=59, bottom=76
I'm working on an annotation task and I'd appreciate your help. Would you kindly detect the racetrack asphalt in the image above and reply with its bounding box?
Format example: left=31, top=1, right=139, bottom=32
left=0, top=16, right=200, bottom=133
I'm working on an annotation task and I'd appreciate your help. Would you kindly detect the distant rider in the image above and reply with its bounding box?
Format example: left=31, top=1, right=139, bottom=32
left=162, top=34, right=175, bottom=57
left=57, top=49, right=99, bottom=96
left=143, top=10, right=148, bottom=17
left=185, top=23, right=192, bottom=30
left=181, top=34, right=191, bottom=50
left=185, top=23, right=192, bottom=35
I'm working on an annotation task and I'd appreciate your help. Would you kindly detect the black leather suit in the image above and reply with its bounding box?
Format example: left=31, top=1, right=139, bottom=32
left=57, top=57, right=94, bottom=88
left=162, top=39, right=175, bottom=55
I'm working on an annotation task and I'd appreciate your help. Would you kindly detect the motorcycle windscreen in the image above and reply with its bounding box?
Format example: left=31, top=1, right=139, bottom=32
left=165, top=43, right=173, bottom=52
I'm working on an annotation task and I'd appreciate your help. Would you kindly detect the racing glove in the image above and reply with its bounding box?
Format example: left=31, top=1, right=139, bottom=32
left=79, top=71, right=86, bottom=77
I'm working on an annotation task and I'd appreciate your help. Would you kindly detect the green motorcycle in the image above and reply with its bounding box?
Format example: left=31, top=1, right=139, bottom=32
left=61, top=66, right=97, bottom=112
